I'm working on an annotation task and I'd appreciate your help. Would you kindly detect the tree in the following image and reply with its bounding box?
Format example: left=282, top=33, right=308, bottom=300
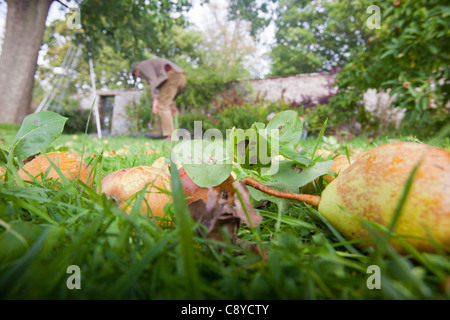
left=38, top=18, right=140, bottom=96
left=270, top=0, right=370, bottom=76
left=331, top=0, right=450, bottom=134
left=0, top=0, right=54, bottom=124
left=74, top=0, right=190, bottom=62
left=0, top=0, right=190, bottom=124
left=173, top=3, right=255, bottom=111
left=226, top=0, right=276, bottom=38
left=197, top=0, right=256, bottom=78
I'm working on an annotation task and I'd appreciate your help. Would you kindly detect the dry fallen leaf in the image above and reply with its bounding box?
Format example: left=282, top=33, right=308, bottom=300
left=232, top=180, right=262, bottom=228
left=187, top=183, right=262, bottom=244
left=188, top=188, right=240, bottom=243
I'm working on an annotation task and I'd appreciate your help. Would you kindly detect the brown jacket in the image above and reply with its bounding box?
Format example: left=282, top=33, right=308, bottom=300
left=132, top=58, right=184, bottom=99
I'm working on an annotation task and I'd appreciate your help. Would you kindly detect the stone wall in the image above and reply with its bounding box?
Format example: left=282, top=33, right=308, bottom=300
left=242, top=73, right=337, bottom=104
left=108, top=89, right=143, bottom=136
left=239, top=73, right=404, bottom=129
left=80, top=89, right=143, bottom=136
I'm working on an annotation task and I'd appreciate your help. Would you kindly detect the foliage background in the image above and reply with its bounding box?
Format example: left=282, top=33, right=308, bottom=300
left=28, top=0, right=449, bottom=138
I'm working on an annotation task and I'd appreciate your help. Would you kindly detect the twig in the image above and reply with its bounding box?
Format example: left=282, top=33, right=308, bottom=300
left=55, top=0, right=69, bottom=9
left=242, top=176, right=321, bottom=207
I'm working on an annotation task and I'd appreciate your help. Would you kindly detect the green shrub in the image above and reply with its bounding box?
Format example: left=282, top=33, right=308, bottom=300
left=58, top=108, right=96, bottom=134
left=178, top=111, right=216, bottom=134
left=397, top=109, right=450, bottom=139
left=214, top=103, right=268, bottom=134
left=303, top=104, right=332, bottom=131
left=178, top=99, right=305, bottom=136
left=124, top=87, right=153, bottom=136
left=331, top=0, right=450, bottom=136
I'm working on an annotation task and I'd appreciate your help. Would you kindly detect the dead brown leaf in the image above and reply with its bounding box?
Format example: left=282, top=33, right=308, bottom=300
left=188, top=188, right=240, bottom=243
left=232, top=180, right=262, bottom=228
left=187, top=182, right=262, bottom=244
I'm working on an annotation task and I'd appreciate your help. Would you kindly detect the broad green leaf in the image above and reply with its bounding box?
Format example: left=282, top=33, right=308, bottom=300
left=266, top=110, right=302, bottom=148
left=407, top=85, right=419, bottom=98
left=12, top=111, right=68, bottom=162
left=272, top=159, right=334, bottom=188
left=247, top=184, right=288, bottom=210
left=417, top=95, right=429, bottom=111
left=251, top=122, right=266, bottom=130
left=279, top=144, right=315, bottom=167
left=171, top=139, right=233, bottom=187
left=229, top=126, right=275, bottom=171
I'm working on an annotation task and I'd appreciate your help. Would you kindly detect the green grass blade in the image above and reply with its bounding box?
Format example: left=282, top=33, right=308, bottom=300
left=312, top=118, right=328, bottom=158
left=170, top=161, right=201, bottom=299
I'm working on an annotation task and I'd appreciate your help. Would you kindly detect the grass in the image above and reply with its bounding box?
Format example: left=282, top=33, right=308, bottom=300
left=0, top=124, right=449, bottom=300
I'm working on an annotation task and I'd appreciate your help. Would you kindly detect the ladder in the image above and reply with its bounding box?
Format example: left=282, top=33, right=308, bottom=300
left=35, top=44, right=102, bottom=139
left=35, top=45, right=82, bottom=113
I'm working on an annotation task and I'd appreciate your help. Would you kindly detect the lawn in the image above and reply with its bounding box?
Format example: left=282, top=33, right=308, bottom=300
left=0, top=119, right=449, bottom=301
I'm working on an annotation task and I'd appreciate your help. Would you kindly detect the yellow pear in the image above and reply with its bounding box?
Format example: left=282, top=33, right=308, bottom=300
left=18, top=151, right=95, bottom=187
left=323, top=154, right=362, bottom=183
left=101, top=166, right=172, bottom=220
left=318, top=142, right=450, bottom=254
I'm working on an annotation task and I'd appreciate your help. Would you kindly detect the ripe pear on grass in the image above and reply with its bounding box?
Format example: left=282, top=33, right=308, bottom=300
left=17, top=151, right=95, bottom=187
left=318, top=142, right=449, bottom=254
left=101, top=166, right=172, bottom=220
left=244, top=142, right=450, bottom=254
left=323, top=154, right=362, bottom=183
left=301, top=154, right=362, bottom=194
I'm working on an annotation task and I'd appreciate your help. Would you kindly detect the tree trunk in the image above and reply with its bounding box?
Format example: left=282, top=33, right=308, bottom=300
left=0, top=0, right=54, bottom=124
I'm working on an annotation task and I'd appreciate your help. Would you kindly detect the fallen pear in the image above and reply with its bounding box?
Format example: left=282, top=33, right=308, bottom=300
left=244, top=142, right=450, bottom=254
left=17, top=151, right=95, bottom=187
left=301, top=154, right=361, bottom=193
left=101, top=165, right=172, bottom=220
left=151, top=156, right=170, bottom=176
left=101, top=163, right=236, bottom=222
left=323, top=154, right=361, bottom=183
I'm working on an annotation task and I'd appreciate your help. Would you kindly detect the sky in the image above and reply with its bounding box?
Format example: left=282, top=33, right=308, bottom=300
left=0, top=0, right=274, bottom=78
left=0, top=2, right=6, bottom=53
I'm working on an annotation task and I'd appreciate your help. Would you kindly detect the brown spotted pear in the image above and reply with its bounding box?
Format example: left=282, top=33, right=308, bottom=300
left=318, top=142, right=450, bottom=254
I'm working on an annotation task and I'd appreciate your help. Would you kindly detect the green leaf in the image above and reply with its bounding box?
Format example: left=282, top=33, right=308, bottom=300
left=0, top=147, right=8, bottom=164
left=407, top=84, right=419, bottom=98
left=247, top=184, right=288, bottom=209
left=416, top=95, right=429, bottom=111
left=171, top=139, right=233, bottom=187
left=12, top=111, right=68, bottom=162
left=426, top=43, right=439, bottom=55
left=266, top=110, right=303, bottom=148
left=312, top=118, right=328, bottom=157
left=279, top=145, right=315, bottom=167
left=272, top=159, right=334, bottom=188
